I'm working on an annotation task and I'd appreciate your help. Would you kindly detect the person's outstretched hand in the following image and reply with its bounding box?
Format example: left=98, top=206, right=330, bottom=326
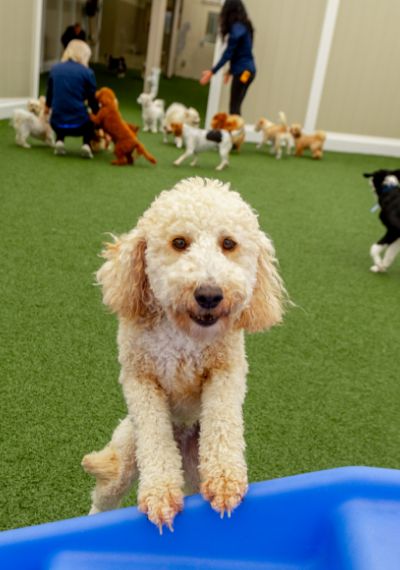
left=200, top=70, right=213, bottom=85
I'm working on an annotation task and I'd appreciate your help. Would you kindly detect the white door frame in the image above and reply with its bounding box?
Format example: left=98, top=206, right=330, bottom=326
left=303, top=0, right=340, bottom=132
left=166, top=0, right=182, bottom=78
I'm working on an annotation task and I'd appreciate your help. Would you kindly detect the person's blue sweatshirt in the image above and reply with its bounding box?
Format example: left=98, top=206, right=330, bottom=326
left=46, top=60, right=98, bottom=129
left=212, top=22, right=256, bottom=77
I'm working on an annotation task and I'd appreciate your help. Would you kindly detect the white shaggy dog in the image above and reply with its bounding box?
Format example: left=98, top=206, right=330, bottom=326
left=11, top=96, right=54, bottom=148
left=172, top=124, right=233, bottom=171
left=136, top=92, right=165, bottom=133
left=82, top=177, right=286, bottom=532
left=163, top=102, right=201, bottom=148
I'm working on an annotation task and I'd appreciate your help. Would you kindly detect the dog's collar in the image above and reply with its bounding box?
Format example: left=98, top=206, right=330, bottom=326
left=381, top=183, right=399, bottom=193
left=371, top=183, right=399, bottom=211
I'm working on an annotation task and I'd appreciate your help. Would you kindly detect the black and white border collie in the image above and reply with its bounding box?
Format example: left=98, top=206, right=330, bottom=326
left=364, top=169, right=400, bottom=272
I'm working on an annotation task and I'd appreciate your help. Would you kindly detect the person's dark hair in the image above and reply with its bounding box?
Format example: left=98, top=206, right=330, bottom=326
left=219, top=0, right=254, bottom=39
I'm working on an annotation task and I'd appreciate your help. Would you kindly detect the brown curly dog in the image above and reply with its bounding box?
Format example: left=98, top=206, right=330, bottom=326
left=90, top=87, right=156, bottom=166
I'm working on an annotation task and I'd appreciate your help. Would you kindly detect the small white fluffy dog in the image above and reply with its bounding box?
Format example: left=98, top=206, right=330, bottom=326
left=11, top=96, right=54, bottom=148
left=82, top=177, right=286, bottom=531
left=163, top=103, right=201, bottom=148
left=136, top=92, right=165, bottom=133
left=172, top=123, right=233, bottom=171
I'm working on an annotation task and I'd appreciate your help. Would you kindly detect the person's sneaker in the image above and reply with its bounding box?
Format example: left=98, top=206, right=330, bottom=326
left=54, top=141, right=66, bottom=156
left=81, top=144, right=93, bottom=159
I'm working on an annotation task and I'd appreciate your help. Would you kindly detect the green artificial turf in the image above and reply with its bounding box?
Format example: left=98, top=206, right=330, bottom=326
left=1, top=68, right=399, bottom=531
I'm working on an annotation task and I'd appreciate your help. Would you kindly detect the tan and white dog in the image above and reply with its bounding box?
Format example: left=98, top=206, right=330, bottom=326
left=289, top=124, right=326, bottom=159
left=82, top=177, right=286, bottom=532
left=163, top=103, right=201, bottom=148
left=255, top=112, right=288, bottom=153
left=11, top=96, right=54, bottom=148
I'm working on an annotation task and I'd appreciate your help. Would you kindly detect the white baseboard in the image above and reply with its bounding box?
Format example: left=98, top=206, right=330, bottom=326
left=323, top=132, right=400, bottom=157
left=0, top=99, right=29, bottom=120
left=244, top=126, right=400, bottom=158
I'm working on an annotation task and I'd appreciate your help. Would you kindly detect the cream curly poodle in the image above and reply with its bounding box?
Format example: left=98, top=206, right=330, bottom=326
left=82, top=177, right=287, bottom=532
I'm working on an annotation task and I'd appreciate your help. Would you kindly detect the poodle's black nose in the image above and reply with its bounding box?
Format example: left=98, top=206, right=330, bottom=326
left=194, top=285, right=223, bottom=309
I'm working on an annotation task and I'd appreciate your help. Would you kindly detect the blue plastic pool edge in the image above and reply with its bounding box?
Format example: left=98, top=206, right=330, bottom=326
left=1, top=466, right=400, bottom=570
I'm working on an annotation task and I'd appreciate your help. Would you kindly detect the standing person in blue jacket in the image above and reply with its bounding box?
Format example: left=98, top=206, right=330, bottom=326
left=200, top=0, right=256, bottom=116
left=46, top=40, right=98, bottom=158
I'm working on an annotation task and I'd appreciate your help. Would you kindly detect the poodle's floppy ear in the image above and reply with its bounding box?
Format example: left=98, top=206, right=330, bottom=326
left=238, top=232, right=287, bottom=333
left=96, top=230, right=158, bottom=321
left=170, top=122, right=183, bottom=137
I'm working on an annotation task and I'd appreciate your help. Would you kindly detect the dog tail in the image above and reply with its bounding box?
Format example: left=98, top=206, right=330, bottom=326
left=315, top=130, right=326, bottom=141
left=82, top=448, right=120, bottom=482
left=134, top=141, right=157, bottom=164
left=278, top=111, right=287, bottom=126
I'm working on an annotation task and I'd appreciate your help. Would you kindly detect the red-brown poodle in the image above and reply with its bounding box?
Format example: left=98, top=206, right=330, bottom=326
left=90, top=87, right=156, bottom=166
left=211, top=112, right=245, bottom=151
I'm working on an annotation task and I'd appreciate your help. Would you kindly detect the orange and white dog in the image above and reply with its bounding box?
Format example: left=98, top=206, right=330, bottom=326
left=255, top=112, right=289, bottom=152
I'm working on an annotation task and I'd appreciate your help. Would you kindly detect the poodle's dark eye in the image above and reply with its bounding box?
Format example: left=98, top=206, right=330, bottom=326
left=172, top=237, right=188, bottom=251
left=222, top=237, right=237, bottom=251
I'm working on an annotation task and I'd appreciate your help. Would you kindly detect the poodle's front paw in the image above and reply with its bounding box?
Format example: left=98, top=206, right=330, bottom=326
left=201, top=472, right=248, bottom=517
left=370, top=264, right=385, bottom=273
left=138, top=484, right=184, bottom=532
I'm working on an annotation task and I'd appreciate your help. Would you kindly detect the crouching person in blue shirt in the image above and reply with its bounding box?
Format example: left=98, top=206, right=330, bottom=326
left=46, top=39, right=99, bottom=158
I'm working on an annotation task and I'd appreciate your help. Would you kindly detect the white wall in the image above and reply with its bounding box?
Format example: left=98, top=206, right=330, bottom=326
left=42, top=0, right=88, bottom=71
left=318, top=0, right=400, bottom=139
left=98, top=0, right=151, bottom=69
left=0, top=0, right=42, bottom=118
left=174, top=0, right=219, bottom=79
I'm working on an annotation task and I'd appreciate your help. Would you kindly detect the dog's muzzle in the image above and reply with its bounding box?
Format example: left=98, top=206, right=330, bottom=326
left=190, top=285, right=224, bottom=327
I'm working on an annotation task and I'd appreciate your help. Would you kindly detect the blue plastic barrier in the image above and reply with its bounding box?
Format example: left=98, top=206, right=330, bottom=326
left=1, top=467, right=400, bottom=569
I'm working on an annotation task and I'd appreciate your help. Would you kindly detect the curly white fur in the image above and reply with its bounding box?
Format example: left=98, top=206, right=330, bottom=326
left=11, top=97, right=54, bottom=148
left=82, top=177, right=287, bottom=531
